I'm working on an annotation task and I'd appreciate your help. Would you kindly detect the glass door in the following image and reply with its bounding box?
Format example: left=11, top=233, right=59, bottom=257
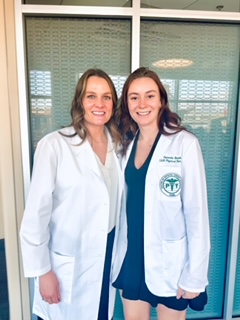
left=24, top=15, right=240, bottom=320
left=140, top=20, right=239, bottom=319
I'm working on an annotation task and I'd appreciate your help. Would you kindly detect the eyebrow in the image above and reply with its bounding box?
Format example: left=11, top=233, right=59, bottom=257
left=128, top=89, right=157, bottom=95
left=85, top=91, right=112, bottom=95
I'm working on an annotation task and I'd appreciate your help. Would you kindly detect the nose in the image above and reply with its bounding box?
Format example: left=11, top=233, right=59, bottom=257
left=139, top=97, right=146, bottom=108
left=95, top=97, right=104, bottom=107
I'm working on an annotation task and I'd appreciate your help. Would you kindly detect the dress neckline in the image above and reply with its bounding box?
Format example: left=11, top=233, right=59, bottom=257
left=132, top=130, right=161, bottom=170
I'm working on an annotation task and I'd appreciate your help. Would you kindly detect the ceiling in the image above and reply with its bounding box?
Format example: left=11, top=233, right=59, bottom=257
left=139, top=0, right=240, bottom=12
left=25, top=0, right=240, bottom=13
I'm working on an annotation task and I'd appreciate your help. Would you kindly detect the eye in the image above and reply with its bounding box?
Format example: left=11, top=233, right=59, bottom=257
left=147, top=94, right=155, bottom=99
left=129, top=96, right=138, bottom=101
left=103, top=95, right=112, bottom=101
left=86, top=94, right=95, bottom=99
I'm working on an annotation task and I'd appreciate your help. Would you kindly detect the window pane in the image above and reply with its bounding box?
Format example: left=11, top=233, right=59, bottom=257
left=24, top=0, right=132, bottom=7
left=141, top=0, right=240, bottom=12
left=233, top=236, right=240, bottom=316
left=26, top=17, right=131, bottom=150
left=140, top=20, right=239, bottom=318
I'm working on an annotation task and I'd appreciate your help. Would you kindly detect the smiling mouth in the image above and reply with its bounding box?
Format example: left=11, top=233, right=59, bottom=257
left=92, top=111, right=105, bottom=115
left=137, top=111, right=151, bottom=116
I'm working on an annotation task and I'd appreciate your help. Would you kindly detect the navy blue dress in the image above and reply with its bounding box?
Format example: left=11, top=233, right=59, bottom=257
left=113, top=132, right=207, bottom=311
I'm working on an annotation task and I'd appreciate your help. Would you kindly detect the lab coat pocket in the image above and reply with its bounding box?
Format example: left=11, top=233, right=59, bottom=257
left=50, top=251, right=75, bottom=304
left=163, top=237, right=187, bottom=289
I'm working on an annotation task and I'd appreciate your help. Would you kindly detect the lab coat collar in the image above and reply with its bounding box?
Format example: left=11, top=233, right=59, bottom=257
left=123, top=132, right=173, bottom=172
left=148, top=134, right=173, bottom=173
left=59, top=126, right=116, bottom=179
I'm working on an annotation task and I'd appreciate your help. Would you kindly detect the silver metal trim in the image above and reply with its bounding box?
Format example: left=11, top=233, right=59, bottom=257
left=15, top=0, right=31, bottom=201
left=131, top=0, right=140, bottom=71
left=22, top=4, right=133, bottom=16
left=21, top=4, right=240, bottom=22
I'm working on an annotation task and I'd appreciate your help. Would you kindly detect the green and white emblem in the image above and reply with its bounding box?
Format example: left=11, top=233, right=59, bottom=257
left=160, top=173, right=181, bottom=197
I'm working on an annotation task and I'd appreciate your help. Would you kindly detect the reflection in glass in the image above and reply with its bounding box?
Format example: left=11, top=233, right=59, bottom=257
left=140, top=0, right=240, bottom=12
left=26, top=17, right=131, bottom=150
left=24, top=0, right=132, bottom=7
left=141, top=20, right=239, bottom=318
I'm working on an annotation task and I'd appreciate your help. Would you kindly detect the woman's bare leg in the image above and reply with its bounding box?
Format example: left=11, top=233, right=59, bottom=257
left=157, top=303, right=186, bottom=320
left=122, top=297, right=151, bottom=320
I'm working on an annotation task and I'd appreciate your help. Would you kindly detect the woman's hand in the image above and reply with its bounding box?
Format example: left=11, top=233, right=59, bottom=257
left=177, top=287, right=200, bottom=299
left=39, top=270, right=61, bottom=304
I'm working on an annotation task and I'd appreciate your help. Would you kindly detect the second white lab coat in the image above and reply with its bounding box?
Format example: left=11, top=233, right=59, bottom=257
left=112, top=129, right=210, bottom=296
left=20, top=126, right=123, bottom=320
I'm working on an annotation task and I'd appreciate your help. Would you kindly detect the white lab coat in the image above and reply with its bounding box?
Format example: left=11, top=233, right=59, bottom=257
left=112, top=129, right=210, bottom=296
left=20, top=126, right=123, bottom=320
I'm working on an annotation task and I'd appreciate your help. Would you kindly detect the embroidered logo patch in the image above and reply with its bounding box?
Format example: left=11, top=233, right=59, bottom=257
left=160, top=173, right=181, bottom=197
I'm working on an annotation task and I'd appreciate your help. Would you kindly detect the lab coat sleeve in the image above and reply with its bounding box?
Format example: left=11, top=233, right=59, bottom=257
left=20, top=137, right=57, bottom=277
left=178, top=136, right=210, bottom=292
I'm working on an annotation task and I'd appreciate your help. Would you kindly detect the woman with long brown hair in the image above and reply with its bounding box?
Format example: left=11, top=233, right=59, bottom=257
left=20, top=68, right=123, bottom=320
left=112, top=67, right=210, bottom=320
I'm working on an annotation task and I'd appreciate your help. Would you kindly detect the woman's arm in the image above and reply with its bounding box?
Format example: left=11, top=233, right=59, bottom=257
left=20, top=136, right=57, bottom=277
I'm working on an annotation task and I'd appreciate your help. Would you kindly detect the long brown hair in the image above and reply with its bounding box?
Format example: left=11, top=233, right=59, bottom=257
left=117, top=67, right=186, bottom=155
left=61, top=68, right=121, bottom=148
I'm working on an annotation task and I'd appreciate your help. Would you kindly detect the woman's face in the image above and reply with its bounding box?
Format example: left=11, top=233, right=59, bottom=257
left=127, top=77, right=161, bottom=130
left=82, top=76, right=113, bottom=129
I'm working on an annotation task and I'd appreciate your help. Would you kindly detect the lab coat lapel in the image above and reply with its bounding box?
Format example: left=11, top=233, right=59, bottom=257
left=106, top=131, right=124, bottom=195
left=111, top=143, right=124, bottom=202
left=122, top=133, right=172, bottom=172
left=148, top=134, right=173, bottom=173
left=122, top=139, right=134, bottom=171
left=68, top=133, right=102, bottom=179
